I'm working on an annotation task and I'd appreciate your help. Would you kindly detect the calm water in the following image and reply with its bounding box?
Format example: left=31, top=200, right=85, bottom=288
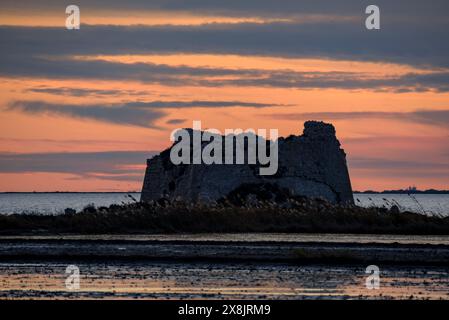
left=0, top=193, right=140, bottom=215
left=354, top=193, right=449, bottom=216
left=0, top=192, right=448, bottom=216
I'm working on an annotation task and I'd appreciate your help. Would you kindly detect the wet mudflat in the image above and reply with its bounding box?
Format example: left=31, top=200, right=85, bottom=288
left=1, top=261, right=448, bottom=300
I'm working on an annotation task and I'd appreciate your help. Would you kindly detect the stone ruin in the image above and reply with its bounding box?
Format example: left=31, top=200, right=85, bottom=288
left=141, top=121, right=354, bottom=204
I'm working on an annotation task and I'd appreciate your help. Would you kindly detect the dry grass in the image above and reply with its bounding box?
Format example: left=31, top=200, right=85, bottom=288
left=1, top=198, right=449, bottom=235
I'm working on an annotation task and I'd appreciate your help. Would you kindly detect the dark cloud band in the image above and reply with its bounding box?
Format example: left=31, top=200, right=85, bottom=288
left=1, top=19, right=449, bottom=70
left=2, top=0, right=448, bottom=21
left=7, top=100, right=281, bottom=127
left=265, top=110, right=449, bottom=129
left=0, top=151, right=155, bottom=181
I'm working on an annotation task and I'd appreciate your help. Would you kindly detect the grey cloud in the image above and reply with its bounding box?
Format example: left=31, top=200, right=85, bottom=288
left=8, top=100, right=279, bottom=127
left=2, top=53, right=449, bottom=92
left=8, top=101, right=166, bottom=128
left=2, top=0, right=448, bottom=21
left=342, top=135, right=449, bottom=146
left=347, top=156, right=449, bottom=179
left=0, top=137, right=143, bottom=147
left=126, top=100, right=281, bottom=109
left=26, top=87, right=152, bottom=97
left=1, top=19, right=449, bottom=91
left=1, top=20, right=449, bottom=69
left=265, top=110, right=449, bottom=129
left=0, top=54, right=252, bottom=84
left=410, top=110, right=449, bottom=127
left=223, top=71, right=449, bottom=92
left=348, top=157, right=449, bottom=170
left=0, top=151, right=154, bottom=178
left=166, top=119, right=186, bottom=125
left=68, top=173, right=145, bottom=182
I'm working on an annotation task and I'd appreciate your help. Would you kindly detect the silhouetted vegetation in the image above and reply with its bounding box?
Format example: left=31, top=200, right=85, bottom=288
left=1, top=196, right=449, bottom=235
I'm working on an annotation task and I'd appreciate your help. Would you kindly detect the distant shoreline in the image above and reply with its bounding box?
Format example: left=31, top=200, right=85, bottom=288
left=1, top=191, right=448, bottom=194
left=353, top=190, right=449, bottom=194
left=0, top=191, right=140, bottom=194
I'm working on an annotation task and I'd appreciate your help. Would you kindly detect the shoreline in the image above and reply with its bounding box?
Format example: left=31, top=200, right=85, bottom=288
left=2, top=232, right=449, bottom=244
left=2, top=191, right=448, bottom=194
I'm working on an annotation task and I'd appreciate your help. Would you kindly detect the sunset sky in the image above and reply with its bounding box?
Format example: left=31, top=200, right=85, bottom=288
left=0, top=0, right=448, bottom=192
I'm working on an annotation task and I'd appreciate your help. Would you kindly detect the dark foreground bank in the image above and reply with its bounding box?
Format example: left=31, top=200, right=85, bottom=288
left=1, top=199, right=449, bottom=235
left=1, top=235, right=449, bottom=265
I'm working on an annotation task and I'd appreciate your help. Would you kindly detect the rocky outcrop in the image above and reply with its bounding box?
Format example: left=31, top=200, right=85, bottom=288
left=141, top=121, right=353, bottom=204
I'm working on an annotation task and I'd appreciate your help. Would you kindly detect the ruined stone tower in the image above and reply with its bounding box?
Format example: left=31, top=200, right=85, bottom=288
left=141, top=121, right=353, bottom=204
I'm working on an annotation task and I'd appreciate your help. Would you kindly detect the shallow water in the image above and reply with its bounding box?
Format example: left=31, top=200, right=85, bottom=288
left=0, top=192, right=139, bottom=214
left=0, top=193, right=448, bottom=216
left=1, top=261, right=448, bottom=300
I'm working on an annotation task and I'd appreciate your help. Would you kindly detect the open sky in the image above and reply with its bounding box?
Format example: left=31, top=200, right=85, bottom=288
left=0, top=0, right=448, bottom=192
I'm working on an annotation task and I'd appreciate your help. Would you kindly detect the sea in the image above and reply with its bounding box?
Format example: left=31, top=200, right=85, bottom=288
left=0, top=192, right=448, bottom=216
